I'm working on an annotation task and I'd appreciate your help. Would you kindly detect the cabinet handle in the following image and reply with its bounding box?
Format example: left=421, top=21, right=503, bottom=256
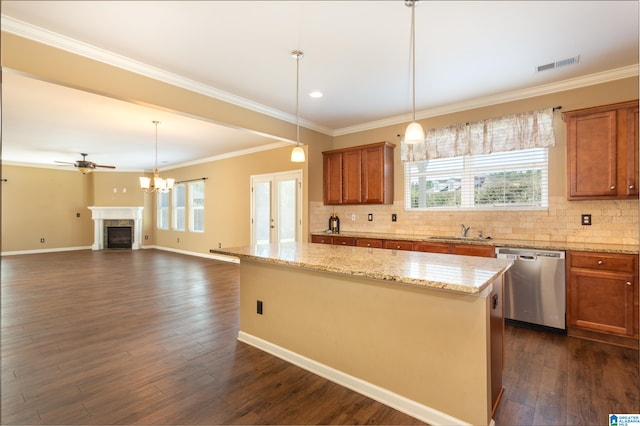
left=626, top=281, right=632, bottom=286
left=598, top=260, right=604, bottom=265
left=630, top=184, right=636, bottom=190
left=610, top=185, right=616, bottom=190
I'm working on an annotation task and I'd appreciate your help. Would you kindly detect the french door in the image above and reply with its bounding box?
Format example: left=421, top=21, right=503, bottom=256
left=250, top=170, right=302, bottom=245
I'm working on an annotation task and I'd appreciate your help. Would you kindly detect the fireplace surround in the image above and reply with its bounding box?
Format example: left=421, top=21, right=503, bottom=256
left=88, top=206, right=143, bottom=250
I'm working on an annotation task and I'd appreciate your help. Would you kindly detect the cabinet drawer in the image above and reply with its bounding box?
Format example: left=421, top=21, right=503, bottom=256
left=333, top=236, right=356, bottom=246
left=311, top=235, right=333, bottom=245
left=383, top=240, right=414, bottom=251
left=412, top=241, right=450, bottom=254
left=569, top=252, right=637, bottom=273
left=452, top=244, right=496, bottom=258
left=356, top=238, right=383, bottom=248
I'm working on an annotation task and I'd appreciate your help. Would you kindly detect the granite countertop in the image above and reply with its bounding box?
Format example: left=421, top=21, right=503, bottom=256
left=310, top=231, right=639, bottom=255
left=210, top=242, right=512, bottom=295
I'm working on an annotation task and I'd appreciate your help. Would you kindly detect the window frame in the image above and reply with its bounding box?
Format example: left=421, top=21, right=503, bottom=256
left=172, top=183, right=186, bottom=231
left=157, top=191, right=169, bottom=230
left=188, top=181, right=205, bottom=233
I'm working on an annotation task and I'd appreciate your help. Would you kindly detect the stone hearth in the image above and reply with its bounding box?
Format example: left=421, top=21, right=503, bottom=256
left=88, top=206, right=143, bottom=250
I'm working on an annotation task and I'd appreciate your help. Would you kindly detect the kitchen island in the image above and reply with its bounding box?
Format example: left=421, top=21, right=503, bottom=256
left=210, top=242, right=512, bottom=426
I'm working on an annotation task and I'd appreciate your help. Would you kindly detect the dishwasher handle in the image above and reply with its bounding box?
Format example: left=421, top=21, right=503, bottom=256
left=518, top=255, right=537, bottom=261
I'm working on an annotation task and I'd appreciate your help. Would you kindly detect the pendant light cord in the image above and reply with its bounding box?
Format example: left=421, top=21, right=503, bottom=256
left=411, top=1, right=416, bottom=122
left=295, top=53, right=300, bottom=145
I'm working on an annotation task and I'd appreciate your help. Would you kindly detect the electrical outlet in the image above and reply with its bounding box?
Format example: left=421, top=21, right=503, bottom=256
left=76, top=212, right=80, bottom=218
left=144, top=235, right=149, bottom=240
left=581, top=214, right=592, bottom=226
left=257, top=300, right=263, bottom=315
left=218, top=242, right=222, bottom=248
left=368, top=213, right=373, bottom=221
left=40, top=238, right=45, bottom=243
left=177, top=238, right=180, bottom=243
left=392, top=214, right=397, bottom=222
left=351, top=213, right=356, bottom=221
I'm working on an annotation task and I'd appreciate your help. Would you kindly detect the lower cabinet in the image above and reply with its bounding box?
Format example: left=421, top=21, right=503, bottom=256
left=356, top=238, right=383, bottom=248
left=567, top=251, right=639, bottom=348
left=383, top=240, right=414, bottom=251
left=311, top=235, right=333, bottom=245
left=414, top=241, right=495, bottom=258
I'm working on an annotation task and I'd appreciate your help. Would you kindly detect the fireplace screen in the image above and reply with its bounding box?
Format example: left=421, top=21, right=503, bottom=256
left=107, top=226, right=133, bottom=249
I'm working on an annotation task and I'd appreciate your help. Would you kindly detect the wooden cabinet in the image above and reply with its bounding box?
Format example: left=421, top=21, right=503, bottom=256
left=323, top=142, right=395, bottom=205
left=356, top=238, right=383, bottom=248
left=311, top=235, right=333, bottom=245
left=452, top=243, right=496, bottom=258
left=333, top=236, right=356, bottom=246
left=383, top=240, right=414, bottom=251
left=413, top=241, right=495, bottom=258
left=567, top=251, right=638, bottom=348
left=564, top=100, right=639, bottom=200
left=413, top=241, right=450, bottom=254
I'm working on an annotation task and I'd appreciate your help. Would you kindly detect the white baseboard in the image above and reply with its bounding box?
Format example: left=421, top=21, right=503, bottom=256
left=237, top=331, right=472, bottom=426
left=1, top=246, right=92, bottom=256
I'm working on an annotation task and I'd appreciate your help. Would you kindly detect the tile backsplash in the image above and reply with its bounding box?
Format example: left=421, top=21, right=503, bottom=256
left=311, top=196, right=638, bottom=246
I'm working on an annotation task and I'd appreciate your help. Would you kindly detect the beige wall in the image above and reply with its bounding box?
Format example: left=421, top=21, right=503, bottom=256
left=1, top=166, right=94, bottom=251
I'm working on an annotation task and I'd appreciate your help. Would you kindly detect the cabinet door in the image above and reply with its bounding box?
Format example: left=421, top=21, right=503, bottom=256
left=323, top=152, right=343, bottom=204
left=361, top=145, right=384, bottom=203
left=342, top=150, right=362, bottom=204
left=452, top=244, right=495, bottom=258
left=568, top=269, right=635, bottom=336
left=624, top=105, right=639, bottom=196
left=566, top=110, right=618, bottom=199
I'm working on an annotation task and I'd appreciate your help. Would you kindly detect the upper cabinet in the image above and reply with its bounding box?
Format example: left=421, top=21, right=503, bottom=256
left=323, top=142, right=395, bottom=205
left=563, top=100, right=639, bottom=200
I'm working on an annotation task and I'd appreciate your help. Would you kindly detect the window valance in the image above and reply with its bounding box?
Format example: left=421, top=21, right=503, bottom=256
left=401, top=108, right=556, bottom=162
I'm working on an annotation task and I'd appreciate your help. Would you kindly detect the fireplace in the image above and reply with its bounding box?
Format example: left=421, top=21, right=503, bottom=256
left=106, top=225, right=133, bottom=249
left=88, top=206, right=144, bottom=250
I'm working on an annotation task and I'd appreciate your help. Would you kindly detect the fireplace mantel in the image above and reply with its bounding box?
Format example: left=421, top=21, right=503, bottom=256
left=88, top=206, right=144, bottom=250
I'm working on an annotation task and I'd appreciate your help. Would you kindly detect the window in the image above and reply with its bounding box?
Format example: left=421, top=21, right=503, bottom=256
left=172, top=184, right=185, bottom=231
left=189, top=181, right=205, bottom=232
left=157, top=192, right=169, bottom=230
left=405, top=148, right=548, bottom=210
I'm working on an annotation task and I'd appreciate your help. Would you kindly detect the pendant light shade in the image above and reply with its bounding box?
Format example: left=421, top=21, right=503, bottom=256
left=290, top=49, right=306, bottom=163
left=404, top=121, right=426, bottom=144
left=404, top=0, right=425, bottom=144
left=290, top=145, right=305, bottom=162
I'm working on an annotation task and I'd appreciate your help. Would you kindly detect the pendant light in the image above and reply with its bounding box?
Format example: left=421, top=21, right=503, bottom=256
left=139, top=120, right=175, bottom=193
left=404, top=0, right=425, bottom=144
left=290, top=50, right=306, bottom=163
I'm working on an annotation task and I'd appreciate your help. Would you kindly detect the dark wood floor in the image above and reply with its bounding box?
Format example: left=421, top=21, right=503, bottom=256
left=1, top=250, right=638, bottom=425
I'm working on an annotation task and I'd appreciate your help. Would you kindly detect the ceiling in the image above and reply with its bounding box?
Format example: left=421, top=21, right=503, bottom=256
left=1, top=1, right=638, bottom=172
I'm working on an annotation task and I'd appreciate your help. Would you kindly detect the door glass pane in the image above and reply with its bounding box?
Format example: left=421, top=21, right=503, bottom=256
left=277, top=178, right=297, bottom=243
left=254, top=181, right=271, bottom=245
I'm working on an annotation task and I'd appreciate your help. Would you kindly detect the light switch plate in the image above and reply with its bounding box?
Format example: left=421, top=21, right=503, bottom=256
left=581, top=213, right=591, bottom=226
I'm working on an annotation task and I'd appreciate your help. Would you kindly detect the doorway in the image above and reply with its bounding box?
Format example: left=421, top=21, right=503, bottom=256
left=250, top=170, right=302, bottom=245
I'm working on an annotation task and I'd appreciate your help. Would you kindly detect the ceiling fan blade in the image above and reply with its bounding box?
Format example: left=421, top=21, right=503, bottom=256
left=95, top=164, right=116, bottom=169
left=54, top=161, right=76, bottom=165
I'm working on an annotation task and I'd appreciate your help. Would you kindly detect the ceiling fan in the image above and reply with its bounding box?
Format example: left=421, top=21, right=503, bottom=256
left=55, top=153, right=116, bottom=174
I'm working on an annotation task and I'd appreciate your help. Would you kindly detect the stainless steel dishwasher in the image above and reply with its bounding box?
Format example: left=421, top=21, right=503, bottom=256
left=495, top=247, right=566, bottom=331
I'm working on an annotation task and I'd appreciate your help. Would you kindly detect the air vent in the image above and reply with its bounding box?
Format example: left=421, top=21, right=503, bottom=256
left=536, top=55, right=580, bottom=73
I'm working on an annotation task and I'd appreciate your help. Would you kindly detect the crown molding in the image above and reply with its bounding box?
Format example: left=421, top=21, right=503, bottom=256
left=334, top=64, right=639, bottom=136
left=0, top=15, right=332, bottom=136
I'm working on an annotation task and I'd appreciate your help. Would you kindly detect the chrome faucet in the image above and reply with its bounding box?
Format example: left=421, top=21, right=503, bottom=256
left=461, top=224, right=472, bottom=237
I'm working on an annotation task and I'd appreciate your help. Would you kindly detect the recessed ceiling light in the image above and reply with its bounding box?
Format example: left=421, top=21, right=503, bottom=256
left=309, top=91, right=323, bottom=98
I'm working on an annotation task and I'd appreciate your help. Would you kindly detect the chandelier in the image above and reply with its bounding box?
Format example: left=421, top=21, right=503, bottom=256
left=404, top=0, right=425, bottom=144
left=290, top=50, right=306, bottom=163
left=139, top=120, right=175, bottom=193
